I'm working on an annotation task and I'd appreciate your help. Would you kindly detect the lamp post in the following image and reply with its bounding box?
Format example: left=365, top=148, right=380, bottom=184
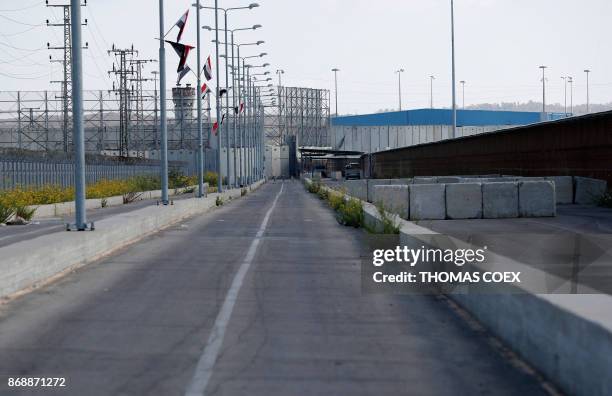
left=158, top=0, right=170, bottom=202
left=561, top=76, right=568, bottom=117
left=584, top=69, right=590, bottom=114
left=395, top=68, right=404, bottom=111
left=276, top=69, right=284, bottom=142
left=246, top=63, right=269, bottom=182
left=192, top=1, right=204, bottom=197
left=460, top=80, right=466, bottom=109
left=205, top=24, right=261, bottom=188
left=539, top=65, right=547, bottom=116
left=331, top=68, right=340, bottom=116
left=212, top=37, right=265, bottom=186
left=199, top=3, right=259, bottom=188
left=568, top=76, right=574, bottom=116
left=450, top=0, right=457, bottom=139
left=69, top=0, right=87, bottom=230
left=429, top=75, right=435, bottom=109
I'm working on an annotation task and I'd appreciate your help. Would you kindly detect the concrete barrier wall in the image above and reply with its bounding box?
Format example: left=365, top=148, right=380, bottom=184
left=28, top=185, right=205, bottom=220
left=0, top=180, right=265, bottom=299
left=574, top=177, right=608, bottom=205
left=372, top=185, right=410, bottom=219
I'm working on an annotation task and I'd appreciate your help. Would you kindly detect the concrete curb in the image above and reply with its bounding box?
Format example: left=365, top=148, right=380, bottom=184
left=0, top=180, right=265, bottom=300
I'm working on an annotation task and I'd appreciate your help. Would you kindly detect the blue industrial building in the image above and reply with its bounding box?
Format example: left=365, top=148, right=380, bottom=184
left=331, top=109, right=566, bottom=127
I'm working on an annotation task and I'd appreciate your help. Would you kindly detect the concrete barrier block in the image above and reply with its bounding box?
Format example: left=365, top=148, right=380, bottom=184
left=446, top=183, right=483, bottom=219
left=519, top=181, right=556, bottom=217
left=546, top=176, right=573, bottom=204
left=483, top=182, right=519, bottom=219
left=412, top=177, right=438, bottom=185
left=344, top=180, right=368, bottom=201
left=574, top=177, right=607, bottom=205
left=373, top=185, right=410, bottom=219
left=437, top=176, right=463, bottom=184
left=409, top=184, right=446, bottom=220
left=367, top=179, right=410, bottom=202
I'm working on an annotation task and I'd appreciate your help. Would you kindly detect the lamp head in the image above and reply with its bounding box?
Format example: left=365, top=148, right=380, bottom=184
left=249, top=3, right=259, bottom=9
left=252, top=24, right=262, bottom=29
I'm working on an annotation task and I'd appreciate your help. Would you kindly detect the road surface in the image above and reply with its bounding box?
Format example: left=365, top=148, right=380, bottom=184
left=0, top=181, right=551, bottom=395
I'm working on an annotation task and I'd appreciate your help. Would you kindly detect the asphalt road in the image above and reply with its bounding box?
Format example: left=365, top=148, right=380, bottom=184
left=0, top=181, right=551, bottom=395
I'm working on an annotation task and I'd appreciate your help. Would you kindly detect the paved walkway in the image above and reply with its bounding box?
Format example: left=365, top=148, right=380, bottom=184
left=0, top=181, right=549, bottom=395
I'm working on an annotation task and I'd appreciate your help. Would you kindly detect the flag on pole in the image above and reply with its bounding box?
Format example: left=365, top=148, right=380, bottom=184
left=166, top=41, right=195, bottom=73
left=203, top=56, right=213, bottom=81
left=212, top=121, right=219, bottom=135
left=201, top=82, right=211, bottom=99
left=239, top=102, right=245, bottom=113
left=176, top=66, right=191, bottom=85
left=219, top=88, right=228, bottom=98
left=174, top=10, right=189, bottom=42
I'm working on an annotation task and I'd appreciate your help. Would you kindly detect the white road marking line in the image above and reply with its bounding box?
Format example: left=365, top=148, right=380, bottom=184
left=185, top=183, right=284, bottom=396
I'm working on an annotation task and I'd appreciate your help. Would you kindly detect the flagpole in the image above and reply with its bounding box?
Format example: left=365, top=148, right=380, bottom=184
left=159, top=0, right=169, bottom=204
left=237, top=48, right=242, bottom=186
left=214, top=0, right=223, bottom=193
left=224, top=11, right=231, bottom=188
left=196, top=0, right=204, bottom=197
left=231, top=31, right=237, bottom=189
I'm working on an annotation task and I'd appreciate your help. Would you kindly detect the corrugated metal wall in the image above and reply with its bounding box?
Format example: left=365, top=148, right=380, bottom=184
left=369, top=111, right=612, bottom=183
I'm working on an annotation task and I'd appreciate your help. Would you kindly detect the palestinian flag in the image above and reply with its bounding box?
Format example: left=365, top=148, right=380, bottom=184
left=166, top=41, right=195, bottom=73
left=239, top=102, right=245, bottom=113
left=212, top=121, right=219, bottom=135
left=176, top=65, right=191, bottom=85
left=174, top=10, right=189, bottom=42
left=203, top=56, right=213, bottom=81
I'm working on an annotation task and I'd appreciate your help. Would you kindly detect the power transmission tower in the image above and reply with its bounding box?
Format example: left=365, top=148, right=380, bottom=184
left=46, top=0, right=88, bottom=152
left=129, top=58, right=157, bottom=156
left=108, top=45, right=138, bottom=157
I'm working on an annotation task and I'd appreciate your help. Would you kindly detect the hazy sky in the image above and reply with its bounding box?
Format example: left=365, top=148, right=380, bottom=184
left=1, top=0, right=611, bottom=114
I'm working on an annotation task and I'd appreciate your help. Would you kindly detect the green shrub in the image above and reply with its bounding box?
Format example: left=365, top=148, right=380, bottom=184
left=317, top=188, right=329, bottom=200
left=336, top=197, right=363, bottom=228
left=241, top=188, right=248, bottom=197
left=0, top=203, right=14, bottom=224
left=216, top=196, right=224, bottom=206
left=376, top=202, right=400, bottom=234
left=327, top=190, right=345, bottom=210
left=205, top=171, right=218, bottom=187
left=307, top=180, right=321, bottom=194
left=15, top=205, right=36, bottom=221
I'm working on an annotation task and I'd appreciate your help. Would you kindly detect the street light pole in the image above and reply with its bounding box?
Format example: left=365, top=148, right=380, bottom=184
left=460, top=80, right=466, bottom=109
left=561, top=76, right=567, bottom=117
left=539, top=65, right=547, bottom=116
left=568, top=76, right=574, bottom=116
left=332, top=68, right=339, bottom=116
left=395, top=68, right=404, bottom=111
left=584, top=69, right=591, bottom=114
left=70, top=0, right=87, bottom=230
left=159, top=0, right=170, bottom=203
left=195, top=0, right=204, bottom=197
left=223, top=11, right=231, bottom=188
left=276, top=69, right=284, bottom=141
left=231, top=31, right=237, bottom=188
left=450, top=0, right=457, bottom=139
left=214, top=0, right=222, bottom=192
left=429, top=75, right=435, bottom=109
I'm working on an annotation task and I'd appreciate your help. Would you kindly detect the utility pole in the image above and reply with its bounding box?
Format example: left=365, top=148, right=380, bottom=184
left=584, top=69, right=591, bottom=114
left=561, top=76, right=568, bottom=117
left=158, top=0, right=169, bottom=204
left=195, top=0, right=205, bottom=197
left=429, top=75, right=435, bottom=108
left=151, top=71, right=160, bottom=150
left=460, top=80, right=466, bottom=109
left=69, top=0, right=89, bottom=231
left=395, top=69, right=404, bottom=111
left=450, top=0, right=457, bottom=139
left=46, top=0, right=88, bottom=152
left=214, top=0, right=223, bottom=192
left=331, top=68, right=340, bottom=117
left=539, top=65, right=547, bottom=116
left=129, top=58, right=156, bottom=156
left=108, top=45, right=138, bottom=157
left=568, top=76, right=574, bottom=116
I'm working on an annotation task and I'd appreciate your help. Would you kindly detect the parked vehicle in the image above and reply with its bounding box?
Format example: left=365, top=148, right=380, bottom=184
left=345, top=163, right=361, bottom=180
